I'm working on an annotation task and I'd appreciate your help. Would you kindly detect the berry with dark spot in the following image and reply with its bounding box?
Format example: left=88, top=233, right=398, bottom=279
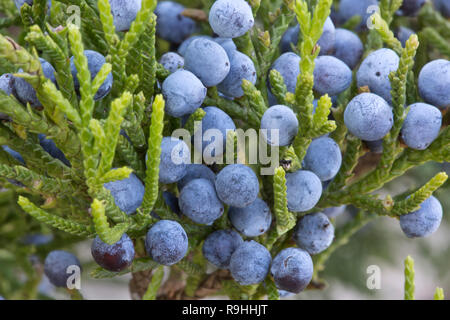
left=270, top=247, right=313, bottom=293
left=184, top=38, right=231, bottom=87
left=155, top=1, right=196, bottom=44
left=285, top=170, right=322, bottom=212
left=293, top=212, right=334, bottom=255
left=229, top=198, right=272, bottom=237
left=159, top=52, right=184, bottom=73
left=357, top=48, right=399, bottom=103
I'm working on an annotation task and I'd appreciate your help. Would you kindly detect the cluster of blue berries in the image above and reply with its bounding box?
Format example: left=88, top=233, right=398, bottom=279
left=157, top=0, right=256, bottom=119
left=1, top=43, right=113, bottom=172
left=5, top=0, right=447, bottom=298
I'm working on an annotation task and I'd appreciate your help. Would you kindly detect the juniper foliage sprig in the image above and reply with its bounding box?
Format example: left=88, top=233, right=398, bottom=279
left=90, top=257, right=159, bottom=279
left=265, top=276, right=280, bottom=300
left=391, top=172, right=448, bottom=216
left=291, top=0, right=335, bottom=163
left=404, top=255, right=415, bottom=300
left=0, top=0, right=449, bottom=301
left=434, top=288, right=445, bottom=300
left=143, top=266, right=165, bottom=300
left=91, top=199, right=130, bottom=244
left=418, top=2, right=450, bottom=39
left=17, top=196, right=95, bottom=237
left=343, top=32, right=419, bottom=196
left=379, top=0, right=403, bottom=26
left=25, top=25, right=78, bottom=107
left=141, top=94, right=165, bottom=217
left=370, top=12, right=403, bottom=55
left=267, top=167, right=296, bottom=249
left=254, top=0, right=295, bottom=98
left=269, top=69, right=289, bottom=105
left=421, top=27, right=450, bottom=58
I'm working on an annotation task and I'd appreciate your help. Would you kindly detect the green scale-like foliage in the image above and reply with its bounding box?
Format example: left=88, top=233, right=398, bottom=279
left=0, top=0, right=449, bottom=300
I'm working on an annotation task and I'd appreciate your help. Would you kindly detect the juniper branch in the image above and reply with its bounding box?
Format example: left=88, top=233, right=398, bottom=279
left=291, top=0, right=333, bottom=162
left=404, top=255, right=415, bottom=300
left=91, top=199, right=130, bottom=245
left=139, top=15, right=157, bottom=102
left=25, top=25, right=78, bottom=107
left=142, top=266, right=164, bottom=300
left=141, top=95, right=165, bottom=216
left=18, top=196, right=95, bottom=237
left=391, top=172, right=448, bottom=216
left=421, top=27, right=450, bottom=57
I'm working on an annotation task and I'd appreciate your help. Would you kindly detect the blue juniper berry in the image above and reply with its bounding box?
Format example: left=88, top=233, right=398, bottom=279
left=229, top=240, right=272, bottom=285
left=202, top=229, right=243, bottom=269
left=209, top=0, right=254, bottom=39
left=228, top=198, right=272, bottom=237
left=215, top=164, right=259, bottom=208
left=145, top=220, right=188, bottom=265
left=270, top=247, right=314, bottom=293
left=178, top=178, right=224, bottom=225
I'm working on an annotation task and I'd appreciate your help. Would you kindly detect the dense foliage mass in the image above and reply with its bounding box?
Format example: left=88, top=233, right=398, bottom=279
left=0, top=0, right=449, bottom=300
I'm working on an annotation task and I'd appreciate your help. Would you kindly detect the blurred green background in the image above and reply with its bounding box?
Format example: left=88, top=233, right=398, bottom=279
left=0, top=0, right=449, bottom=300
